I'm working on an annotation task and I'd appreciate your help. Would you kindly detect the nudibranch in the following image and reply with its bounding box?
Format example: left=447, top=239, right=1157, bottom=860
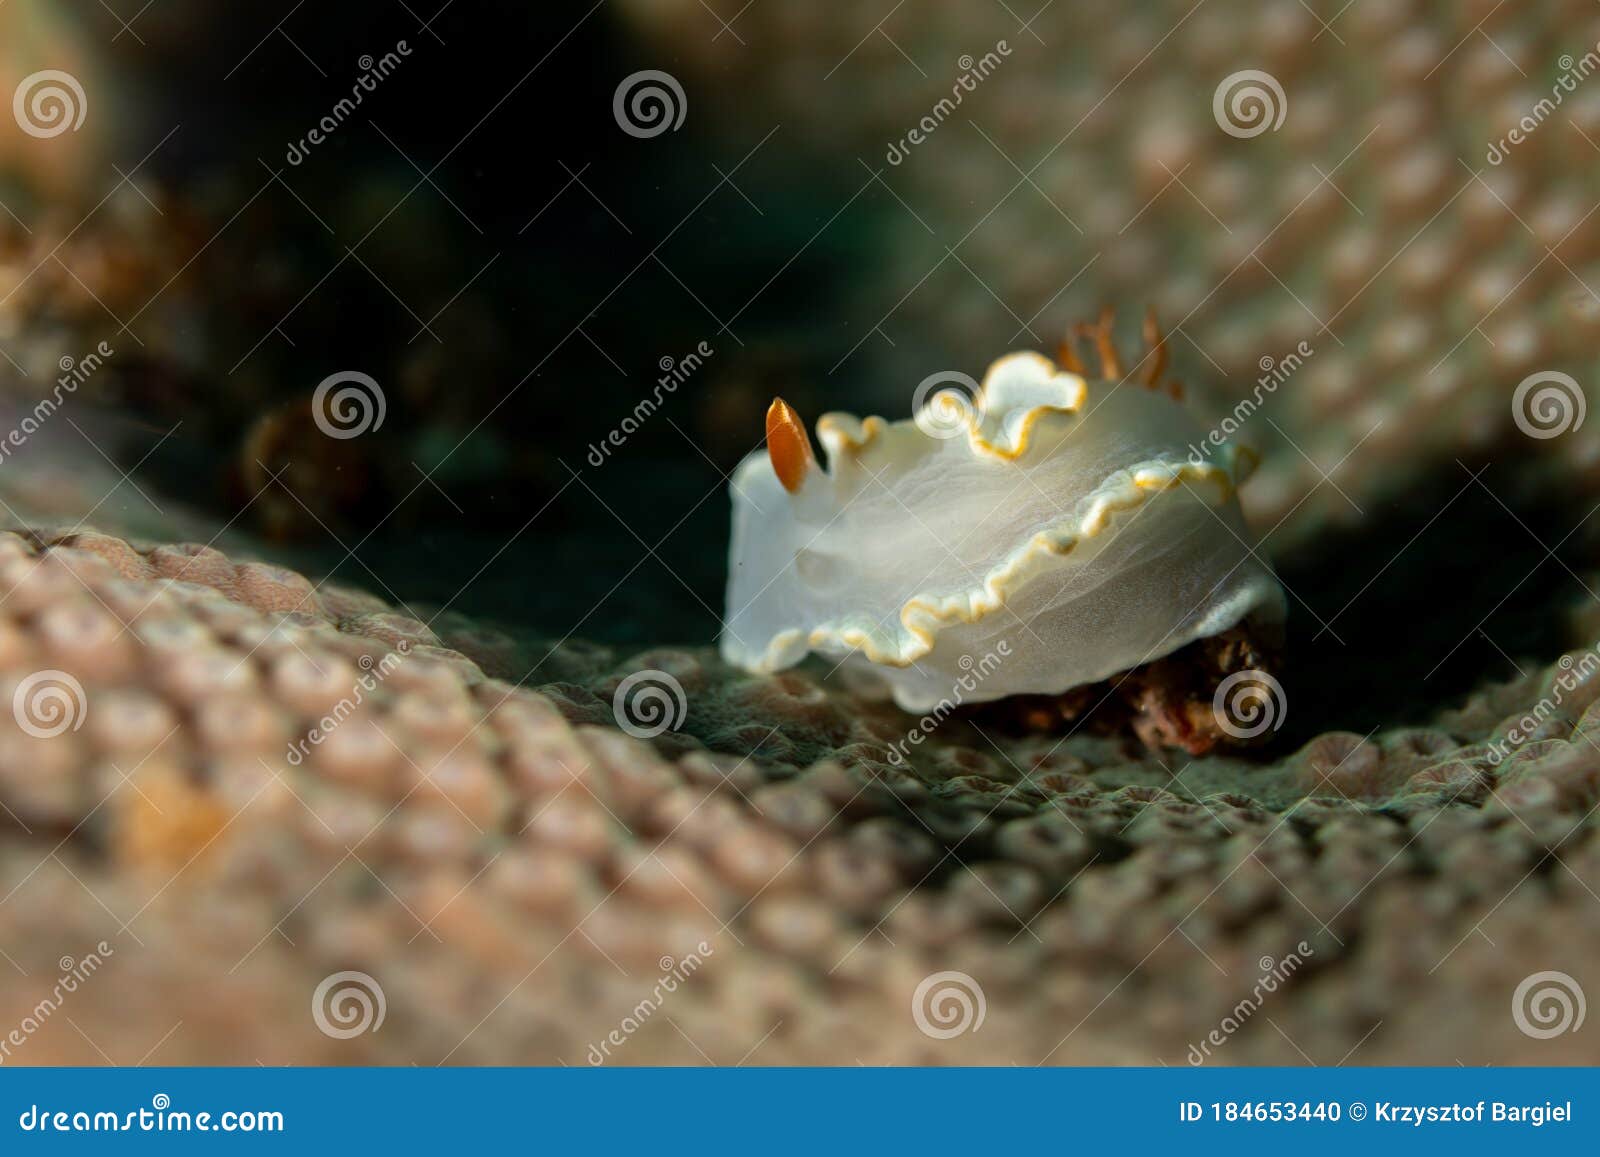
left=721, top=313, right=1287, bottom=753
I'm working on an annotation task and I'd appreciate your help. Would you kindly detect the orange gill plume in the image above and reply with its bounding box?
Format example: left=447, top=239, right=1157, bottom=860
left=1057, top=306, right=1184, bottom=402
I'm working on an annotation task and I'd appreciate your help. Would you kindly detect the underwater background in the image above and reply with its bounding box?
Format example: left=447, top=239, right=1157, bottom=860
left=0, top=0, right=1597, bottom=1064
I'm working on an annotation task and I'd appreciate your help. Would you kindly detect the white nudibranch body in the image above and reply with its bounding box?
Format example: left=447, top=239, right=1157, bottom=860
left=720, top=351, right=1286, bottom=713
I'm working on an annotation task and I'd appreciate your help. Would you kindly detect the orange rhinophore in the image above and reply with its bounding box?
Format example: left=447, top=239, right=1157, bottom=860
left=766, top=396, right=817, bottom=493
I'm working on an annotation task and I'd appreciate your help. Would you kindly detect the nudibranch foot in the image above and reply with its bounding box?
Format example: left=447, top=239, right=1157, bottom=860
left=963, top=623, right=1284, bottom=756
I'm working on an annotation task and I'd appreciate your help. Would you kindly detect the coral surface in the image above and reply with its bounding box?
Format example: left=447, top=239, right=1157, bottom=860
left=0, top=529, right=1596, bottom=1064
